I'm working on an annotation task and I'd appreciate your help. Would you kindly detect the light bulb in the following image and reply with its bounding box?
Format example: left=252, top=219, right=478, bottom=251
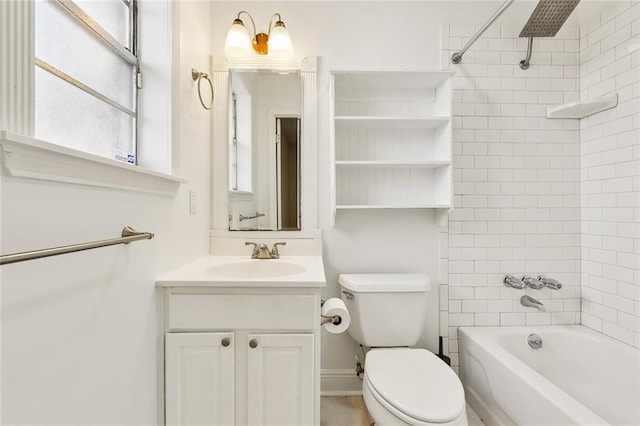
left=225, top=19, right=252, bottom=56
left=269, top=22, right=293, bottom=57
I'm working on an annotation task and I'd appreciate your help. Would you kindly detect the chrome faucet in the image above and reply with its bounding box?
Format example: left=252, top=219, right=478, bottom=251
left=245, top=241, right=286, bottom=259
left=521, top=295, right=545, bottom=312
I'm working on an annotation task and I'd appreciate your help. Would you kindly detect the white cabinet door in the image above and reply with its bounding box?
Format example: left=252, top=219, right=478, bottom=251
left=247, top=334, right=314, bottom=425
left=165, top=332, right=235, bottom=426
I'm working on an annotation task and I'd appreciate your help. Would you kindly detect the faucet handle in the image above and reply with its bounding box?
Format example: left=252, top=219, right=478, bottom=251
left=522, top=275, right=544, bottom=290
left=537, top=275, right=562, bottom=290
left=503, top=274, right=525, bottom=289
left=271, top=242, right=286, bottom=258
left=245, top=241, right=259, bottom=258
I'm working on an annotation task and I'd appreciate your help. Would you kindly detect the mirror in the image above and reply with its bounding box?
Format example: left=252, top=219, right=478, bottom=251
left=227, top=70, right=301, bottom=231
left=211, top=56, right=318, bottom=235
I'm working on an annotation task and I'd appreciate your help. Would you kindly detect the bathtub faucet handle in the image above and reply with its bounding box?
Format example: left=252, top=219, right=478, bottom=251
left=537, top=275, right=562, bottom=290
left=503, top=274, right=526, bottom=290
left=522, top=275, right=544, bottom=290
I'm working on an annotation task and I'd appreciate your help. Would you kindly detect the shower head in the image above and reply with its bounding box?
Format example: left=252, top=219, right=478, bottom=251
left=519, top=0, right=580, bottom=38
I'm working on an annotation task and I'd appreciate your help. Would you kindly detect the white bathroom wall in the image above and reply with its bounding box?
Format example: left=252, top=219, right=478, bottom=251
left=443, top=22, right=583, bottom=369
left=579, top=1, right=640, bottom=347
left=0, top=2, right=211, bottom=424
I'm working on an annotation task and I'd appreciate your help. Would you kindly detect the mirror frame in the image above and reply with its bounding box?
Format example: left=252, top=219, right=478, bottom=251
left=210, top=56, right=318, bottom=237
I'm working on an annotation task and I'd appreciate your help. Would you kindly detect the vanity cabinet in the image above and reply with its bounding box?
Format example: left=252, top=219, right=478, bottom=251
left=329, top=71, right=454, bottom=225
left=161, top=288, right=321, bottom=426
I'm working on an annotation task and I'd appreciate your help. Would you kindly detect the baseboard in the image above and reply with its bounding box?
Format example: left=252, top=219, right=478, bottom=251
left=320, top=368, right=363, bottom=396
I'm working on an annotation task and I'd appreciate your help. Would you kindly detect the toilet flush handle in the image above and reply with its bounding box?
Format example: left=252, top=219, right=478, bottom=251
left=341, top=290, right=354, bottom=300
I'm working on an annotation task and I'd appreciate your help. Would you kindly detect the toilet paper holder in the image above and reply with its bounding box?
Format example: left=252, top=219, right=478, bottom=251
left=320, top=314, right=342, bottom=326
left=320, top=299, right=343, bottom=326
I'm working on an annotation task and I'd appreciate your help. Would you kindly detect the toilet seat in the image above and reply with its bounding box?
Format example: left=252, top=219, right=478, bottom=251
left=364, top=348, right=465, bottom=424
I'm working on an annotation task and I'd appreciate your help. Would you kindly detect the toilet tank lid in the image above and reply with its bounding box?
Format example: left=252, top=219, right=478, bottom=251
left=338, top=274, right=430, bottom=292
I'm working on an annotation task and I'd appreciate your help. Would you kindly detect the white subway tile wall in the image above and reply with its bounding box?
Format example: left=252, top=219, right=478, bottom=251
left=444, top=23, right=583, bottom=370
left=442, top=2, right=640, bottom=370
left=579, top=2, right=640, bottom=348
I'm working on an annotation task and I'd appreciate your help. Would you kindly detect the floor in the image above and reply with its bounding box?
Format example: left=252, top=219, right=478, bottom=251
left=320, top=396, right=373, bottom=426
left=320, top=396, right=485, bottom=425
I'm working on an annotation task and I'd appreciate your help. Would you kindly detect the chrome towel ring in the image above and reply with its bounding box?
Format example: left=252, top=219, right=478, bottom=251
left=191, top=68, right=214, bottom=110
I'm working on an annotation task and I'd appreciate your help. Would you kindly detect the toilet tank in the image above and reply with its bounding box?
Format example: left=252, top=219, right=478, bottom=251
left=339, top=274, right=430, bottom=347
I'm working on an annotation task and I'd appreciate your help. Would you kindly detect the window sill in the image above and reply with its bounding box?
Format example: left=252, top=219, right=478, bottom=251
left=0, top=131, right=185, bottom=196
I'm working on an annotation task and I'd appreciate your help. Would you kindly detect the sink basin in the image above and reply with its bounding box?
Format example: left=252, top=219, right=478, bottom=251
left=156, top=255, right=326, bottom=287
left=207, top=260, right=306, bottom=279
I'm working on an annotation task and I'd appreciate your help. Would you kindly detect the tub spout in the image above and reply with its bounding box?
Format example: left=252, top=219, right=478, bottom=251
left=521, top=295, right=545, bottom=312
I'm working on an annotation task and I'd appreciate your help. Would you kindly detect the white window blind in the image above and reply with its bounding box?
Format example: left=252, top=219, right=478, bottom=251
left=34, top=0, right=139, bottom=164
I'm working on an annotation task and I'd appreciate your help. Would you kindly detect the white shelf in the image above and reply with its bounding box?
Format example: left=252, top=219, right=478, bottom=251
left=546, top=94, right=618, bottom=119
left=336, top=160, right=450, bottom=168
left=332, top=71, right=454, bottom=90
left=335, top=116, right=450, bottom=129
left=336, top=204, right=451, bottom=210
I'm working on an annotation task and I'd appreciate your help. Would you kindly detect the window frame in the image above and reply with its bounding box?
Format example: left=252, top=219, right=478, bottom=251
left=0, top=0, right=184, bottom=196
left=34, top=0, right=140, bottom=164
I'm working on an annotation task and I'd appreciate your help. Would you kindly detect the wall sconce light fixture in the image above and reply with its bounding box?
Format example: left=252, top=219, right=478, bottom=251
left=224, top=11, right=293, bottom=57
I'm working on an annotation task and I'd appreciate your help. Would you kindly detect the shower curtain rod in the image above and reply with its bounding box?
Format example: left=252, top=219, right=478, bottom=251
left=0, top=226, right=154, bottom=266
left=451, top=0, right=516, bottom=64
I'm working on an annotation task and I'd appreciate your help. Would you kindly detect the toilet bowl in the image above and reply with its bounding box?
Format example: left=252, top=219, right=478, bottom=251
left=362, top=348, right=467, bottom=426
left=338, top=273, right=468, bottom=426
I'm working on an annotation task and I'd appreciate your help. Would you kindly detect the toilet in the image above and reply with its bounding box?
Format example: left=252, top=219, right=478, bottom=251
left=339, top=273, right=468, bottom=426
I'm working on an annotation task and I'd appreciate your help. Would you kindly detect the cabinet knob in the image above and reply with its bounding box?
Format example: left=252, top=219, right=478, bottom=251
left=221, top=337, right=231, bottom=347
left=249, top=339, right=258, bottom=349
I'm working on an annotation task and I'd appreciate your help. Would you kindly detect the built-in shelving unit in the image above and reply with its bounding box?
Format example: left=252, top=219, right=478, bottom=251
left=329, top=71, right=453, bottom=225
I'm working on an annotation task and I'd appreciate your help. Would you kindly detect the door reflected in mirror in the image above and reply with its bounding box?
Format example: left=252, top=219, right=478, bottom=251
left=228, top=70, right=301, bottom=231
left=276, top=117, right=300, bottom=230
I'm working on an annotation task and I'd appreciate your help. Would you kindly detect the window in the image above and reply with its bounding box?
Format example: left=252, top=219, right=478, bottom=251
left=229, top=73, right=253, bottom=193
left=34, top=0, right=139, bottom=164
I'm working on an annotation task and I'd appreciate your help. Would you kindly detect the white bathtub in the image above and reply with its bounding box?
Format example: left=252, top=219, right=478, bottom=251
left=458, top=325, right=640, bottom=426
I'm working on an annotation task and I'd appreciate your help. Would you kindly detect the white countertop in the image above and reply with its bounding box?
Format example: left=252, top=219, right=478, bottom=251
left=156, top=255, right=327, bottom=288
